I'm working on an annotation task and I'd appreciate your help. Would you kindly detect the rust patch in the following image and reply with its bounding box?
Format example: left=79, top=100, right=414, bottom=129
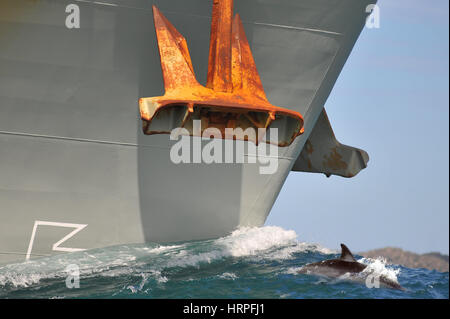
left=322, top=147, right=348, bottom=171
left=139, top=0, right=304, bottom=147
left=305, top=140, right=314, bottom=155
left=304, top=140, right=314, bottom=169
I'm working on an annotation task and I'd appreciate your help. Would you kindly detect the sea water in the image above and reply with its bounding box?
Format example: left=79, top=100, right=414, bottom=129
left=0, top=226, right=448, bottom=299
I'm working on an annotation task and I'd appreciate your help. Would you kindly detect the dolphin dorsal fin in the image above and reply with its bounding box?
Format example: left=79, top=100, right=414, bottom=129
left=339, top=244, right=356, bottom=262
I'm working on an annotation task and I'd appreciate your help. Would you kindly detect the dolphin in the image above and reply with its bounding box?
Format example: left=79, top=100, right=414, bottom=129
left=298, top=244, right=404, bottom=290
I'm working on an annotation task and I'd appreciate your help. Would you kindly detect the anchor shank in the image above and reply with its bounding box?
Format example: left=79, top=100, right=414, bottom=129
left=206, top=0, right=234, bottom=93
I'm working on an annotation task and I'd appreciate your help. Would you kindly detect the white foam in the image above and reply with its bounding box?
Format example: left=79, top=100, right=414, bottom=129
left=165, top=226, right=302, bottom=268
left=0, top=271, right=43, bottom=288
left=358, top=257, right=401, bottom=283
left=165, top=226, right=334, bottom=268
left=285, top=267, right=303, bottom=275
left=0, top=247, right=146, bottom=288
left=138, top=244, right=184, bottom=254
left=126, top=270, right=168, bottom=294
left=216, top=226, right=298, bottom=257
left=166, top=249, right=224, bottom=268
left=218, top=272, right=238, bottom=280
left=140, top=270, right=168, bottom=285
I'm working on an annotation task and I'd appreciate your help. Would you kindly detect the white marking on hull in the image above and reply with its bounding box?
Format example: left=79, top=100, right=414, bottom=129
left=26, top=221, right=88, bottom=261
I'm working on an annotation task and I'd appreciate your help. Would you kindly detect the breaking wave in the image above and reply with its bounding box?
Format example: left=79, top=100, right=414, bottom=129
left=0, top=226, right=447, bottom=298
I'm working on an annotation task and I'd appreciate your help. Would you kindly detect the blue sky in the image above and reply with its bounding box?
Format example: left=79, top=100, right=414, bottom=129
left=267, top=0, right=449, bottom=254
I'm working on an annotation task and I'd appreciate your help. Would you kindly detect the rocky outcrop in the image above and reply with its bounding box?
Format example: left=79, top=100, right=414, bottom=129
left=359, top=247, right=449, bottom=272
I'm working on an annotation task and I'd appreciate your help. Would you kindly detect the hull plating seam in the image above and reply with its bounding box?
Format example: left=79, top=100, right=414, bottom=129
left=71, top=0, right=343, bottom=36
left=0, top=130, right=296, bottom=161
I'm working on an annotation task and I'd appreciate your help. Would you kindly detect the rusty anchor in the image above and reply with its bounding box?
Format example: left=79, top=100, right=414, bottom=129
left=139, top=0, right=304, bottom=147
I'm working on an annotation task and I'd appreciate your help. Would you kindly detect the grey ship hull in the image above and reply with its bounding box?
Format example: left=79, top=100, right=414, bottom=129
left=0, top=0, right=372, bottom=264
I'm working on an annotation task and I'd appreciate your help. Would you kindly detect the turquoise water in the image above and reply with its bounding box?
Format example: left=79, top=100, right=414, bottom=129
left=0, top=227, right=448, bottom=299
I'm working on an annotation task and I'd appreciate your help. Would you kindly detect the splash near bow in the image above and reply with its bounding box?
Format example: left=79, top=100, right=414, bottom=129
left=139, top=0, right=304, bottom=146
